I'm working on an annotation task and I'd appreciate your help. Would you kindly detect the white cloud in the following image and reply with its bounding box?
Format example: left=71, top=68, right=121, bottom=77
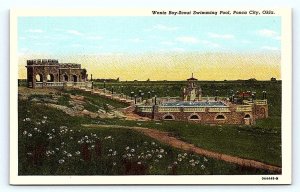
left=71, top=43, right=82, bottom=47
left=241, top=40, right=252, bottom=44
left=176, top=36, right=199, bottom=44
left=172, top=47, right=185, bottom=52
left=208, top=32, right=234, bottom=39
left=261, top=46, right=279, bottom=51
left=26, top=29, right=43, bottom=33
left=86, top=35, right=103, bottom=40
left=152, top=24, right=178, bottom=31
left=66, top=30, right=83, bottom=36
left=161, top=41, right=175, bottom=46
left=257, top=29, right=280, bottom=40
left=129, top=38, right=143, bottom=43
left=200, top=40, right=220, bottom=48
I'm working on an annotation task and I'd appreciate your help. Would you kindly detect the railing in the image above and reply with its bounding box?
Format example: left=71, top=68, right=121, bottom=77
left=183, top=107, right=205, bottom=112
left=236, top=105, right=252, bottom=112
left=158, top=107, right=181, bottom=112
left=255, top=100, right=268, bottom=105
left=35, top=81, right=92, bottom=88
left=208, top=107, right=231, bottom=113
left=137, top=106, right=153, bottom=113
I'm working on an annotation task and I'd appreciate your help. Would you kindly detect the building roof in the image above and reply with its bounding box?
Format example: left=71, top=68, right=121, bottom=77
left=187, top=73, right=198, bottom=81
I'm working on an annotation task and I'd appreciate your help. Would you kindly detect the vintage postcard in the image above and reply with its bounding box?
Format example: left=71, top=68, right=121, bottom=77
left=10, top=8, right=292, bottom=184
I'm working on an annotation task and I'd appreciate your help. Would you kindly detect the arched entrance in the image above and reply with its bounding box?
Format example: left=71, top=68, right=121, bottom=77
left=47, top=74, right=55, bottom=82
left=63, top=74, right=69, bottom=82
left=35, top=74, right=43, bottom=82
left=215, top=114, right=225, bottom=120
left=73, top=75, right=78, bottom=82
left=188, top=114, right=200, bottom=121
left=244, top=114, right=252, bottom=125
left=163, top=114, right=175, bottom=120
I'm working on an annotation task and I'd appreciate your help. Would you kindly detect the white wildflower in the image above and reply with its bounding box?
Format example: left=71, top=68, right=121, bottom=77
left=58, top=159, right=65, bottom=164
left=157, top=154, right=163, bottom=159
left=28, top=133, right=32, bottom=137
left=67, top=153, right=72, bottom=157
left=41, top=120, right=46, bottom=124
left=125, top=146, right=130, bottom=150
left=137, top=161, right=141, bottom=165
left=23, top=130, right=27, bottom=135
left=130, top=148, right=135, bottom=153
left=75, top=151, right=81, bottom=155
left=113, top=162, right=117, bottom=166
left=43, top=116, right=47, bottom=119
left=201, top=164, right=206, bottom=170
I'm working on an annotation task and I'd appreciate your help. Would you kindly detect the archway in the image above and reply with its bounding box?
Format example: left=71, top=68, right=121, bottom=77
left=163, top=114, right=175, bottom=120
left=47, top=74, right=55, bottom=82
left=189, top=114, right=200, bottom=120
left=63, top=74, right=68, bottom=82
left=244, top=114, right=252, bottom=125
left=216, top=114, right=226, bottom=120
left=73, top=75, right=78, bottom=82
left=244, top=114, right=251, bottom=119
left=35, top=74, right=43, bottom=82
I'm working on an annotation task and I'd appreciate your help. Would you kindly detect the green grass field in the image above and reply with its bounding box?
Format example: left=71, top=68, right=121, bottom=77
left=18, top=80, right=282, bottom=174
left=19, top=100, right=271, bottom=175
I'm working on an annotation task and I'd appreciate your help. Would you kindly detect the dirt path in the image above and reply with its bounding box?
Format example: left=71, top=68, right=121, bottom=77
left=82, top=124, right=282, bottom=173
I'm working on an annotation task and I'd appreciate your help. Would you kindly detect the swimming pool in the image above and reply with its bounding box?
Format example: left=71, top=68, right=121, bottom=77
left=160, top=101, right=227, bottom=107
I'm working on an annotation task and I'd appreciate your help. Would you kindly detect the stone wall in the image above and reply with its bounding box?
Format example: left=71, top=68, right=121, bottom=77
left=136, top=103, right=269, bottom=125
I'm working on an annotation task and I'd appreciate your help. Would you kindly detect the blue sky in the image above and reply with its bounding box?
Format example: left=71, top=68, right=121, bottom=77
left=18, top=16, right=281, bottom=55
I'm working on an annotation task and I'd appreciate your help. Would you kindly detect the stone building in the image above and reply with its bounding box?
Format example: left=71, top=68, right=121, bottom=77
left=25, top=59, right=88, bottom=88
left=182, top=74, right=202, bottom=101
left=136, top=75, right=268, bottom=125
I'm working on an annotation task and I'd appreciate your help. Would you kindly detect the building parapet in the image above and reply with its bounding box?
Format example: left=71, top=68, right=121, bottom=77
left=59, top=63, right=81, bottom=68
left=35, top=81, right=92, bottom=88
left=236, top=105, right=252, bottom=112
left=27, top=59, right=59, bottom=65
left=137, top=106, right=153, bottom=113
left=183, top=107, right=206, bottom=112
left=254, top=100, right=268, bottom=105
left=208, top=107, right=231, bottom=113
left=158, top=107, right=181, bottom=112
